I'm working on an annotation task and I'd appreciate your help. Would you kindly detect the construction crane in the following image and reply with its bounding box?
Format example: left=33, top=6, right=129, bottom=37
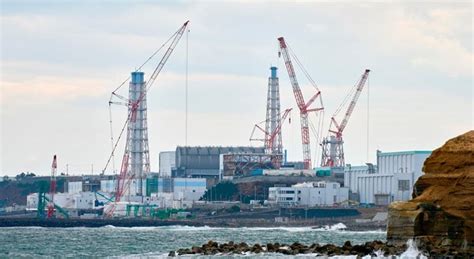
left=47, top=155, right=57, bottom=218
left=321, top=69, right=370, bottom=167
left=278, top=37, right=324, bottom=169
left=104, top=21, right=189, bottom=216
left=250, top=108, right=292, bottom=165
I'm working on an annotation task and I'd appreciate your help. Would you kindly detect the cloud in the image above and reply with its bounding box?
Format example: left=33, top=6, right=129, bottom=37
left=1, top=1, right=472, bottom=175
left=1, top=74, right=110, bottom=106
left=378, top=6, right=472, bottom=77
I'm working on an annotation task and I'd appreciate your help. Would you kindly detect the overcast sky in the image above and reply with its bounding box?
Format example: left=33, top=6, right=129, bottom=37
left=1, top=1, right=472, bottom=176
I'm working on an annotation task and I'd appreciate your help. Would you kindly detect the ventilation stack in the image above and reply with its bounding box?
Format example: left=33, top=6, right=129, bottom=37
left=128, top=71, right=150, bottom=196
left=265, top=66, right=282, bottom=155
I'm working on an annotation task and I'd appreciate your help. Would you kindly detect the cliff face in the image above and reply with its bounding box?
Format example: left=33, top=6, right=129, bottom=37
left=387, top=131, right=474, bottom=253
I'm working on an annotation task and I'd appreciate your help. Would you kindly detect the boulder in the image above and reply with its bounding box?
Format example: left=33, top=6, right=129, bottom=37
left=387, top=131, right=474, bottom=253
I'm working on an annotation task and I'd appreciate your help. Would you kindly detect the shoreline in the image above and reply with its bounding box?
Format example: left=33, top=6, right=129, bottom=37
left=0, top=217, right=385, bottom=231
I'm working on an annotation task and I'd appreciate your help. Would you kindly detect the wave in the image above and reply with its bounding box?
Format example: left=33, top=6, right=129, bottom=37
left=313, top=222, right=347, bottom=231
left=96, top=223, right=385, bottom=234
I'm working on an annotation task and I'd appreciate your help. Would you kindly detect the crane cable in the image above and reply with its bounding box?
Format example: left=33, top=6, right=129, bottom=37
left=286, top=43, right=326, bottom=166
left=104, top=24, right=186, bottom=175
left=333, top=74, right=359, bottom=117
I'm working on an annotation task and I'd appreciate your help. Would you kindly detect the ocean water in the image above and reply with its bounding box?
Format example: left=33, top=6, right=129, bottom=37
left=0, top=224, right=389, bottom=258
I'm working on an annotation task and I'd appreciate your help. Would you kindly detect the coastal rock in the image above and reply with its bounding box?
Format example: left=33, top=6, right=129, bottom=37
left=387, top=130, right=474, bottom=253
left=174, top=240, right=466, bottom=256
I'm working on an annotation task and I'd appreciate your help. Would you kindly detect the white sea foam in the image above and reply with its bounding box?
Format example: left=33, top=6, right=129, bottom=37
left=399, top=239, right=427, bottom=259
left=314, top=222, right=347, bottom=231
left=102, top=224, right=116, bottom=229
left=66, top=223, right=384, bottom=234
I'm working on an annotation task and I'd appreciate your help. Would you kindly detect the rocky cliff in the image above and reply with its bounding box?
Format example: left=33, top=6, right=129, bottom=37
left=387, top=130, right=474, bottom=254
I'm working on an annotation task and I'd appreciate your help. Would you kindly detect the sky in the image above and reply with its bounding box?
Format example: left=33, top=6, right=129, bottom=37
left=1, top=1, right=472, bottom=176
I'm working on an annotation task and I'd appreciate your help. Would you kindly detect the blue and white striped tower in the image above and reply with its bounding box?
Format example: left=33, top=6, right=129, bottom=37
left=128, top=71, right=150, bottom=196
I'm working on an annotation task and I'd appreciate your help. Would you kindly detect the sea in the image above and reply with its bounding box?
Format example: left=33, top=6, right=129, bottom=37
left=0, top=224, right=425, bottom=258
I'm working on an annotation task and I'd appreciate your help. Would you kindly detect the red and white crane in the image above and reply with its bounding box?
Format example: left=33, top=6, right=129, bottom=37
left=47, top=155, right=57, bottom=218
left=104, top=21, right=189, bottom=216
left=321, top=69, right=370, bottom=167
left=278, top=37, right=324, bottom=169
left=250, top=108, right=292, bottom=159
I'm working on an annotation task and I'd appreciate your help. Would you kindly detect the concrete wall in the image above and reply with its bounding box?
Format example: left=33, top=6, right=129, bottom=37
left=356, top=174, right=394, bottom=204
left=172, top=178, right=206, bottom=201
left=344, top=165, right=372, bottom=192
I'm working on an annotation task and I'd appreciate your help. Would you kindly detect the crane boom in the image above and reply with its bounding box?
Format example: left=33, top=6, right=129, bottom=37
left=278, top=37, right=323, bottom=169
left=331, top=69, right=370, bottom=136
left=278, top=38, right=307, bottom=111
left=147, top=21, right=189, bottom=91
left=266, top=108, right=292, bottom=152
left=249, top=108, right=292, bottom=153
left=106, top=21, right=189, bottom=216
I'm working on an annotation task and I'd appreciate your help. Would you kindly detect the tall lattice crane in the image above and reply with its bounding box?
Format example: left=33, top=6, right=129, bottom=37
left=104, top=21, right=189, bottom=216
left=278, top=37, right=324, bottom=169
left=47, top=155, right=57, bottom=218
left=321, top=69, right=370, bottom=167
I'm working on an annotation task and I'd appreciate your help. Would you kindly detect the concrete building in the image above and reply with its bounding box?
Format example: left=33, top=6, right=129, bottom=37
left=137, top=177, right=207, bottom=209
left=344, top=150, right=431, bottom=205
left=26, top=192, right=111, bottom=211
left=68, top=181, right=83, bottom=194
left=268, top=186, right=297, bottom=206
left=268, top=181, right=349, bottom=207
left=146, top=177, right=206, bottom=201
left=99, top=179, right=147, bottom=196
left=159, top=151, right=175, bottom=177
left=175, top=146, right=265, bottom=178
left=172, top=178, right=207, bottom=201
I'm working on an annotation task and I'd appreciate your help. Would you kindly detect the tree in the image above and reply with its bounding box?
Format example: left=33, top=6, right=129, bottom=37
left=200, top=181, right=238, bottom=201
left=15, top=172, right=26, bottom=181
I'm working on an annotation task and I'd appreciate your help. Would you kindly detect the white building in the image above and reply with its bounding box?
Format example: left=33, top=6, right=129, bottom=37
left=268, top=181, right=349, bottom=207
left=268, top=187, right=297, bottom=206
left=26, top=191, right=111, bottom=210
left=172, top=178, right=207, bottom=201
left=159, top=151, right=176, bottom=177
left=68, top=181, right=83, bottom=194
left=344, top=150, right=431, bottom=205
left=99, top=179, right=147, bottom=196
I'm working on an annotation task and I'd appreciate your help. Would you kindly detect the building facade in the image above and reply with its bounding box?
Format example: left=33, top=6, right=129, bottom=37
left=344, top=150, right=431, bottom=205
left=268, top=181, right=349, bottom=207
left=175, top=146, right=265, bottom=178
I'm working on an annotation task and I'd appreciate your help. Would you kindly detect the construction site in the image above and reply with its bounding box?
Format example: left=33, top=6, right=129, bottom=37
left=2, top=21, right=432, bottom=226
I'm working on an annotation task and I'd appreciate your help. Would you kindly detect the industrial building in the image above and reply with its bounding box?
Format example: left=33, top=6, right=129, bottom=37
left=145, top=177, right=206, bottom=202
left=344, top=150, right=431, bottom=205
left=27, top=192, right=111, bottom=212
left=159, top=151, right=175, bottom=177
left=268, top=181, right=349, bottom=207
left=29, top=176, right=208, bottom=215
left=174, top=146, right=265, bottom=178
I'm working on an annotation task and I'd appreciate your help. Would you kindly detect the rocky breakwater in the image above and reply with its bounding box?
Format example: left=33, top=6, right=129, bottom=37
left=169, top=240, right=406, bottom=257
left=387, top=130, right=474, bottom=255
